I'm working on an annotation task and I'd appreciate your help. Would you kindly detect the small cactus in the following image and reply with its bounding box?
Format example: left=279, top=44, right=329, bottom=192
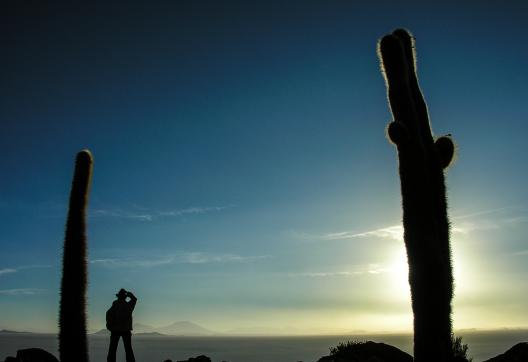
left=378, top=29, right=455, bottom=361
left=59, top=150, right=93, bottom=362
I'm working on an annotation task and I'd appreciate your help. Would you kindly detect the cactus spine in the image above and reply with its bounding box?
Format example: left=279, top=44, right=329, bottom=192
left=59, top=150, right=93, bottom=362
left=378, top=29, right=455, bottom=361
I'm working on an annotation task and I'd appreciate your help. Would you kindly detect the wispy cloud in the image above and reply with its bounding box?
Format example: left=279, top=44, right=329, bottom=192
left=91, top=209, right=154, bottom=221
left=323, top=225, right=404, bottom=242
left=286, top=264, right=390, bottom=278
left=307, top=206, right=528, bottom=243
left=3, top=201, right=235, bottom=222
left=287, top=271, right=362, bottom=277
left=0, top=268, right=17, bottom=276
left=158, top=206, right=233, bottom=217
left=18, top=264, right=53, bottom=270
left=90, top=252, right=268, bottom=268
left=0, top=265, right=52, bottom=277
left=451, top=205, right=521, bottom=220
left=90, top=205, right=234, bottom=222
left=90, top=257, right=174, bottom=268
left=0, top=288, right=45, bottom=296
left=451, top=207, right=528, bottom=235
left=181, top=252, right=268, bottom=264
left=451, top=221, right=500, bottom=234
left=512, top=250, right=528, bottom=256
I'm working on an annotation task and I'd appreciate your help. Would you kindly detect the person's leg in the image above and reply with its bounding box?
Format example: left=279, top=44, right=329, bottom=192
left=122, top=331, right=136, bottom=362
left=107, top=332, right=120, bottom=362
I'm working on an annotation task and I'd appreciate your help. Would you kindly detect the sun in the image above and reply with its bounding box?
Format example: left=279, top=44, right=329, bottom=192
left=386, top=242, right=472, bottom=304
left=387, top=247, right=411, bottom=301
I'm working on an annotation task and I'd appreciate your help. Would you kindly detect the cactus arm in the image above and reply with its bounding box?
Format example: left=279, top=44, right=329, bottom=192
left=59, top=150, right=93, bottom=362
left=379, top=33, right=421, bottom=145
left=392, top=29, right=433, bottom=144
left=435, top=136, right=455, bottom=169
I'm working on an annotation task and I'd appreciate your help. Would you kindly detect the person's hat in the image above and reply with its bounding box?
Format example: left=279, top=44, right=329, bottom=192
left=116, top=288, right=127, bottom=298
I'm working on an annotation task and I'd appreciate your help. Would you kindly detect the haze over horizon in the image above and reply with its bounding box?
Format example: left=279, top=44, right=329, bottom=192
left=1, top=1, right=527, bottom=335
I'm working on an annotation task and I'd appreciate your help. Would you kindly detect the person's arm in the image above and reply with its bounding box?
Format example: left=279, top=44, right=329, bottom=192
left=127, top=291, right=137, bottom=310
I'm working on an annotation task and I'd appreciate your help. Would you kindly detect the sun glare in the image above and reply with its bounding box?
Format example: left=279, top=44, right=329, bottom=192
left=388, top=247, right=411, bottom=302
left=386, top=240, right=476, bottom=304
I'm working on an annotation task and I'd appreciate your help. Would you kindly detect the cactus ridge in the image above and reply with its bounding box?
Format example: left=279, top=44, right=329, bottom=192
left=378, top=29, right=456, bottom=362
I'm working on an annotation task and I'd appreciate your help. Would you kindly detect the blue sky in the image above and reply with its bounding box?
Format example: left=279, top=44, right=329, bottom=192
left=1, top=1, right=527, bottom=334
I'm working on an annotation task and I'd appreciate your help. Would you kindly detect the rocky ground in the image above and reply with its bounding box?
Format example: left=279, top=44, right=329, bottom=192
left=3, top=342, right=528, bottom=362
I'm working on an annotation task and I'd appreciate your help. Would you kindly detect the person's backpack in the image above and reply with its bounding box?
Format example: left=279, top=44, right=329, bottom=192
left=106, top=304, right=116, bottom=331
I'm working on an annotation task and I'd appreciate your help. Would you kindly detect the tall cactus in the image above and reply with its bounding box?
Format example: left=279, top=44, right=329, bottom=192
left=59, top=150, right=93, bottom=362
left=378, top=29, right=455, bottom=361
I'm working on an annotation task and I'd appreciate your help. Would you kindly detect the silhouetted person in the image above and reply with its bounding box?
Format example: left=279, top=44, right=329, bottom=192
left=106, top=288, right=137, bottom=362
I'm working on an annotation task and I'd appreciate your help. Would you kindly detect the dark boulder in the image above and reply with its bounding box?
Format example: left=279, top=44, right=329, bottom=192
left=12, top=349, right=59, bottom=362
left=177, top=356, right=212, bottom=362
left=317, top=341, right=412, bottom=362
left=483, top=342, right=528, bottom=362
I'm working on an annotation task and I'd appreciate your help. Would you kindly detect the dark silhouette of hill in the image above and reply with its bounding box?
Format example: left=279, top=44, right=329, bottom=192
left=483, top=342, right=528, bottom=362
left=3, top=348, right=59, bottom=362
left=317, top=341, right=412, bottom=362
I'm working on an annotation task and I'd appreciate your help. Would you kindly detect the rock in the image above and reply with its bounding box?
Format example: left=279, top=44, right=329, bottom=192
left=317, top=357, right=334, bottom=362
left=176, top=356, right=212, bottom=362
left=15, top=348, right=59, bottom=362
left=483, top=342, right=528, bottom=362
left=317, top=341, right=412, bottom=362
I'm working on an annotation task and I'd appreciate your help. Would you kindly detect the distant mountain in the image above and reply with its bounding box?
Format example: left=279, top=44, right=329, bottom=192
left=92, top=329, right=166, bottom=337
left=135, top=332, right=166, bottom=337
left=92, top=329, right=110, bottom=335
left=94, top=321, right=215, bottom=336
left=0, top=329, right=32, bottom=334
left=157, top=321, right=215, bottom=336
left=224, top=326, right=308, bottom=336
left=133, top=323, right=156, bottom=333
